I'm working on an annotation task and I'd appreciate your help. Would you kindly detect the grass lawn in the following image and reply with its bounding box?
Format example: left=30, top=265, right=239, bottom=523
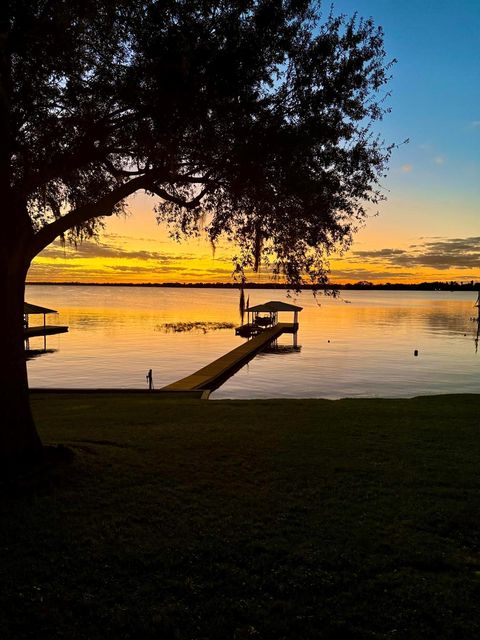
left=2, top=393, right=480, bottom=639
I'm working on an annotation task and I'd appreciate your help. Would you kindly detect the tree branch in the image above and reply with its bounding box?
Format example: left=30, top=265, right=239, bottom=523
left=29, top=169, right=215, bottom=258
left=30, top=174, right=152, bottom=257
left=19, top=109, right=138, bottom=194
left=102, top=157, right=152, bottom=177
left=146, top=183, right=210, bottom=210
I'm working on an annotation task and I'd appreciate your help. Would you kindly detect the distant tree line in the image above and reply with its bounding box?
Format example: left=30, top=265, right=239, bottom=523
left=339, top=281, right=480, bottom=291
left=26, top=280, right=480, bottom=291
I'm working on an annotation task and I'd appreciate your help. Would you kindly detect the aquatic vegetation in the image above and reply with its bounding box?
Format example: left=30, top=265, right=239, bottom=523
left=156, top=321, right=235, bottom=334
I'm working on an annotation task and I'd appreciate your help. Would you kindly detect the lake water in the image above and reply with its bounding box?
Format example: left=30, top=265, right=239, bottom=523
left=25, top=285, right=480, bottom=398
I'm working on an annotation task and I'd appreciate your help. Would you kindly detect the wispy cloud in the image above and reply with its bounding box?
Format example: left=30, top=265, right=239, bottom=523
left=331, top=268, right=416, bottom=280
left=104, top=264, right=182, bottom=274
left=39, top=239, right=197, bottom=262
left=352, top=236, right=480, bottom=270
left=418, top=143, right=447, bottom=166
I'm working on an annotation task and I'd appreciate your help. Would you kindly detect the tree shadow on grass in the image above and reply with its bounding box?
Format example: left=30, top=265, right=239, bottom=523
left=0, top=444, right=75, bottom=497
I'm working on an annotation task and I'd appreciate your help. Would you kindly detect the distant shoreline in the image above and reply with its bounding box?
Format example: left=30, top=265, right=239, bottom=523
left=26, top=281, right=480, bottom=291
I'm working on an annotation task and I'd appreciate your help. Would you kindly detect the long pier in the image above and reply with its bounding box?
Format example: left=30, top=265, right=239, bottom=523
left=161, top=322, right=296, bottom=397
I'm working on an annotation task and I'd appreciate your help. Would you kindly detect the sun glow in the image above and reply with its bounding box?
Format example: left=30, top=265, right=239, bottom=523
left=28, top=182, right=480, bottom=287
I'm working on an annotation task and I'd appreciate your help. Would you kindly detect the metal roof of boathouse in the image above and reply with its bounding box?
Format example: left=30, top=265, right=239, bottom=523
left=246, top=300, right=303, bottom=313
left=24, top=302, right=58, bottom=315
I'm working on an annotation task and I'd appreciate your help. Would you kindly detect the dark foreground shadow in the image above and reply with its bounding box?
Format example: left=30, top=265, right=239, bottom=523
left=0, top=445, right=74, bottom=496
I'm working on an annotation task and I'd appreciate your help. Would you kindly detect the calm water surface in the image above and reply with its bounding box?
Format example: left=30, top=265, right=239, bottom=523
left=25, top=285, right=480, bottom=398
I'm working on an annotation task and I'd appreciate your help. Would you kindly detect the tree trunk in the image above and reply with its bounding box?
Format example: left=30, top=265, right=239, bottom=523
left=0, top=250, right=43, bottom=467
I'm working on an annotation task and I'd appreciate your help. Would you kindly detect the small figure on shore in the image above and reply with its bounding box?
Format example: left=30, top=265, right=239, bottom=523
left=146, top=368, right=154, bottom=390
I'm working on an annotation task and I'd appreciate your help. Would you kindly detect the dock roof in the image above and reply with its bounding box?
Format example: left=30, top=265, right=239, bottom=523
left=246, top=300, right=303, bottom=313
left=24, top=302, right=58, bottom=315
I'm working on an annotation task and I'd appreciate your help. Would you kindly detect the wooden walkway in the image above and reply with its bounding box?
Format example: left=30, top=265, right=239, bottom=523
left=161, top=322, right=296, bottom=396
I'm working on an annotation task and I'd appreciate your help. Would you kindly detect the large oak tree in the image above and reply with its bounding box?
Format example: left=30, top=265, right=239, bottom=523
left=0, top=0, right=393, bottom=464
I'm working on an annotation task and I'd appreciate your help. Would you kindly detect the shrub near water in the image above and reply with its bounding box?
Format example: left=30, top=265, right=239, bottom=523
left=2, top=394, right=480, bottom=638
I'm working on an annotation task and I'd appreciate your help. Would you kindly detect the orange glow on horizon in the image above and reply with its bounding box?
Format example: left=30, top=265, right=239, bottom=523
left=27, top=192, right=480, bottom=286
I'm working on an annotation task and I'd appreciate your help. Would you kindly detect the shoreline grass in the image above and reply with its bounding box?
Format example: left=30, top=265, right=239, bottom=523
left=2, top=394, right=480, bottom=638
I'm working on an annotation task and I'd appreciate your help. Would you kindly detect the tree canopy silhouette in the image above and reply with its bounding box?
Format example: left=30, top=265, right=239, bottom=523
left=0, top=0, right=394, bottom=464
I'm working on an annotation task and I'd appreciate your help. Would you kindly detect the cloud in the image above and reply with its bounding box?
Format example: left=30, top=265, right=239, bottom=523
left=180, top=267, right=235, bottom=276
left=352, top=237, right=480, bottom=270
left=39, top=239, right=196, bottom=262
left=105, top=264, right=181, bottom=273
left=104, top=233, right=169, bottom=246
left=401, top=164, right=413, bottom=173
left=471, top=121, right=480, bottom=129
left=354, top=248, right=407, bottom=259
left=331, top=268, right=416, bottom=280
left=417, top=144, right=447, bottom=165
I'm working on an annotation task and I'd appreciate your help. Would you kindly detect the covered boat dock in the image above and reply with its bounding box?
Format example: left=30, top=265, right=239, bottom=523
left=236, top=300, right=302, bottom=338
left=24, top=302, right=69, bottom=350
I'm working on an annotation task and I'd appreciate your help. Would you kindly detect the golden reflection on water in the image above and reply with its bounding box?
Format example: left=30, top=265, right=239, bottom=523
left=25, top=286, right=480, bottom=397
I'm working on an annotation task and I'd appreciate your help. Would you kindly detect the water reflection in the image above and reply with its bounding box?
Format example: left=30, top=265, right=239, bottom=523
left=473, top=296, right=480, bottom=354
left=347, top=304, right=472, bottom=336
left=26, top=348, right=57, bottom=360
left=25, top=286, right=480, bottom=397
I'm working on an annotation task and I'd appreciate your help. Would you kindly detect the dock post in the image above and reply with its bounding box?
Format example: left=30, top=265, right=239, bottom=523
left=293, top=310, right=299, bottom=348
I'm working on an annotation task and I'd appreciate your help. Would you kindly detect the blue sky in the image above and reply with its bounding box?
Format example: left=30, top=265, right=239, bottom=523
left=334, top=0, right=479, bottom=198
left=322, top=0, right=480, bottom=282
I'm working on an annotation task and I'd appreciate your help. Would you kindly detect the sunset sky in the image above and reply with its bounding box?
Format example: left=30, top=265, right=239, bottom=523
left=28, top=0, right=480, bottom=285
